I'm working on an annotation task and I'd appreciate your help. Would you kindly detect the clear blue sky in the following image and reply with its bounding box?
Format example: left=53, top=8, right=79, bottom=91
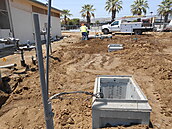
left=38, top=0, right=163, bottom=18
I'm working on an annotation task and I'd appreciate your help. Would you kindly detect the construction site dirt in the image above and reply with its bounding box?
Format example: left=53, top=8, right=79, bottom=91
left=0, top=32, right=172, bottom=129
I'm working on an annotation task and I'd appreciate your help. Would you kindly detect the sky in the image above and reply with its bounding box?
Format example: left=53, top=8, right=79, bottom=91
left=38, top=0, right=163, bottom=19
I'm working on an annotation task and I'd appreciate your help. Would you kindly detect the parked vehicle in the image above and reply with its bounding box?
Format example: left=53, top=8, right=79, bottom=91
left=163, top=20, right=172, bottom=32
left=102, top=20, right=153, bottom=35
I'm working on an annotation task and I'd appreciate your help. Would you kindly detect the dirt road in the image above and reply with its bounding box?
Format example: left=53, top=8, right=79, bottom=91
left=0, top=32, right=172, bottom=129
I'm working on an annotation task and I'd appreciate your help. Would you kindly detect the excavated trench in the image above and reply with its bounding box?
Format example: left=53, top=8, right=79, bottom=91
left=0, top=76, right=22, bottom=108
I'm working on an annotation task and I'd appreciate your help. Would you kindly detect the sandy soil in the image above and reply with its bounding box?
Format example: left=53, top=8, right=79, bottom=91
left=0, top=32, right=172, bottom=129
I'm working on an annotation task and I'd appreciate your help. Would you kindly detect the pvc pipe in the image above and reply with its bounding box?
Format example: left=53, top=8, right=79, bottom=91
left=0, top=64, right=17, bottom=69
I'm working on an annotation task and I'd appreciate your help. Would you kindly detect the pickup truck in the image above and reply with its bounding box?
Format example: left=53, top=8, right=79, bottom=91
left=102, top=20, right=153, bottom=35
left=163, top=20, right=172, bottom=32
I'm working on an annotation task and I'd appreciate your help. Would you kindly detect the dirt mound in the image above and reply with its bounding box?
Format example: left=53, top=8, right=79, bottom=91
left=0, top=32, right=172, bottom=129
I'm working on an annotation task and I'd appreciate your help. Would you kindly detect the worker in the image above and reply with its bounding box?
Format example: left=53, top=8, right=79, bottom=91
left=80, top=23, right=88, bottom=40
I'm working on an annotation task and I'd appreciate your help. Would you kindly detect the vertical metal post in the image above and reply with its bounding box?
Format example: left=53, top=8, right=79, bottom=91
left=20, top=49, right=26, bottom=67
left=46, top=0, right=52, bottom=96
left=21, top=49, right=24, bottom=61
left=33, top=14, right=54, bottom=129
left=0, top=70, right=2, bottom=86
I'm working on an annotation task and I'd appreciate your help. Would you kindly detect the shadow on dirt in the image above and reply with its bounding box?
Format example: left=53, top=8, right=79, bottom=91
left=0, top=76, right=20, bottom=108
left=103, top=120, right=153, bottom=128
left=49, top=55, right=61, bottom=62
left=0, top=77, right=12, bottom=94
left=0, top=77, right=11, bottom=108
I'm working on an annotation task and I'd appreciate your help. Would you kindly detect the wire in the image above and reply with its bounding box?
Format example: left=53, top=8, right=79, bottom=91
left=48, top=91, right=100, bottom=101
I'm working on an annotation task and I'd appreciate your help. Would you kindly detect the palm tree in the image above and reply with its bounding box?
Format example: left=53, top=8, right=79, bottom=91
left=157, top=0, right=172, bottom=23
left=61, top=9, right=72, bottom=25
left=131, top=0, right=149, bottom=15
left=105, top=0, right=123, bottom=22
left=80, top=4, right=96, bottom=27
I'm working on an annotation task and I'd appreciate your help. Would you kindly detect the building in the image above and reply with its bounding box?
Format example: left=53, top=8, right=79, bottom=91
left=0, top=0, right=63, bottom=44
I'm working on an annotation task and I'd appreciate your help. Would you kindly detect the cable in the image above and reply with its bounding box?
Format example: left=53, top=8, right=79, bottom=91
left=48, top=91, right=101, bottom=101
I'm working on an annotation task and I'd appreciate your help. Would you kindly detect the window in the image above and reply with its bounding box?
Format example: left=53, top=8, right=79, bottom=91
left=111, top=21, right=119, bottom=26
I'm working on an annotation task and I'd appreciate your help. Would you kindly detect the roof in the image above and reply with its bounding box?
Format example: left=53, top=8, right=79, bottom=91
left=29, top=0, right=63, bottom=13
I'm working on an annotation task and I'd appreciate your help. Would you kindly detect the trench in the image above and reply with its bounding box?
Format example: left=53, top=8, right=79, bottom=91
left=0, top=76, right=20, bottom=108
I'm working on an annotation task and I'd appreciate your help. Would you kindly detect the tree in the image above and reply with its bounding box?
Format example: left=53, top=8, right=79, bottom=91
left=68, top=19, right=80, bottom=25
left=157, top=0, right=172, bottom=23
left=80, top=4, right=96, bottom=27
left=105, top=0, right=123, bottom=22
left=61, top=9, right=72, bottom=25
left=95, top=20, right=100, bottom=24
left=131, top=0, right=149, bottom=15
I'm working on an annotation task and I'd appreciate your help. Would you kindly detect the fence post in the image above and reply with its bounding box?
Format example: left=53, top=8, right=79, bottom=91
left=33, top=14, right=54, bottom=129
left=45, top=0, right=52, bottom=97
left=0, top=70, right=2, bottom=87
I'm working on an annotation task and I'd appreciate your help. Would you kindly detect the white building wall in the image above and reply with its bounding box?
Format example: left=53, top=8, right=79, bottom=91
left=51, top=16, right=61, bottom=37
left=10, top=0, right=34, bottom=44
left=36, top=14, right=61, bottom=41
left=0, top=29, right=11, bottom=38
left=9, top=0, right=61, bottom=44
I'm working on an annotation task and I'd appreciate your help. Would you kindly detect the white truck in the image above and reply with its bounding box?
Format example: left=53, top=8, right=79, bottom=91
left=163, top=20, right=172, bottom=32
left=102, top=20, right=153, bottom=35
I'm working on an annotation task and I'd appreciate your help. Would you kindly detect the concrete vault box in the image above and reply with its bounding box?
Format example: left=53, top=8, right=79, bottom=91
left=92, top=75, right=152, bottom=129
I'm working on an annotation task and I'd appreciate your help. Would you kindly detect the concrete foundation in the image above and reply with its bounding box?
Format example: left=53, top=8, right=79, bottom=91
left=92, top=75, right=152, bottom=129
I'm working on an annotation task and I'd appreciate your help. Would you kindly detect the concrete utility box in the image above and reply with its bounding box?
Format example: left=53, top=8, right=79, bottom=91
left=108, top=44, right=123, bottom=52
left=92, top=75, right=152, bottom=129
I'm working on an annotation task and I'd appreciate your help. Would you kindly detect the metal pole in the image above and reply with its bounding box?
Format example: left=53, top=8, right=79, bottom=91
left=20, top=49, right=26, bottom=67
left=0, top=70, right=2, bottom=86
left=21, top=49, right=24, bottom=61
left=33, top=14, right=54, bottom=129
left=46, top=0, right=52, bottom=96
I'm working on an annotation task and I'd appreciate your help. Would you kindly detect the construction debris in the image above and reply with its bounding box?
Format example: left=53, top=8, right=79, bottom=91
left=108, top=44, right=123, bottom=52
left=88, top=34, right=112, bottom=40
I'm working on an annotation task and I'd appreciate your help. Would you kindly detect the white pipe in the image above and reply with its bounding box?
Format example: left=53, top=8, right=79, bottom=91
left=0, top=64, right=17, bottom=69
